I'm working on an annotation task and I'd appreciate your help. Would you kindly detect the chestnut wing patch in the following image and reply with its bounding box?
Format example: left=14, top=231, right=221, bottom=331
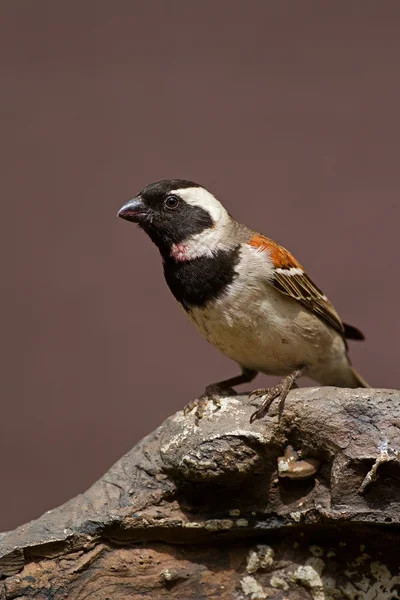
left=249, top=234, right=345, bottom=336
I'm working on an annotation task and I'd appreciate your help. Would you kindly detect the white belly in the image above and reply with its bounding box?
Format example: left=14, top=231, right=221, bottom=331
left=186, top=264, right=347, bottom=381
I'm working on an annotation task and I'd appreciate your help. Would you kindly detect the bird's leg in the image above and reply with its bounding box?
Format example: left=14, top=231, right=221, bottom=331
left=184, top=368, right=258, bottom=422
left=249, top=366, right=305, bottom=423
left=204, top=368, right=258, bottom=398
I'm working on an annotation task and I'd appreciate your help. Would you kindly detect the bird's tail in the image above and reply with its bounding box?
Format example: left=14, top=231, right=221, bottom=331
left=348, top=366, right=370, bottom=388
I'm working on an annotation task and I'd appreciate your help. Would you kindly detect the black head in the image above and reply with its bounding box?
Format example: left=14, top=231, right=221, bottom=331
left=117, top=179, right=219, bottom=257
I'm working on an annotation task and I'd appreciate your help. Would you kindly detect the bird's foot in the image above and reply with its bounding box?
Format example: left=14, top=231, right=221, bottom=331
left=183, top=395, right=222, bottom=423
left=183, top=384, right=235, bottom=423
left=249, top=384, right=290, bottom=423
left=248, top=367, right=304, bottom=423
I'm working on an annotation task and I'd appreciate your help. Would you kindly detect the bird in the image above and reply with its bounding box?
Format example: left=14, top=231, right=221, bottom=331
left=117, top=179, right=368, bottom=422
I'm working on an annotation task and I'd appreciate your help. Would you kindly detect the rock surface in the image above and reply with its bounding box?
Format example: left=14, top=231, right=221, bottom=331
left=1, top=387, right=400, bottom=599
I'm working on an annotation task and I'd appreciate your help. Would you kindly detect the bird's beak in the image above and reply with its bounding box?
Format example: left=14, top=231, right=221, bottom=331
left=117, top=196, right=148, bottom=223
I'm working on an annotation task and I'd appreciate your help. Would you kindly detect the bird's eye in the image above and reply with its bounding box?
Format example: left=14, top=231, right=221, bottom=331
left=164, top=195, right=180, bottom=210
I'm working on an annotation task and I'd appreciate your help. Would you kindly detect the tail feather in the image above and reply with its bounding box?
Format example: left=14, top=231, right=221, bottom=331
left=349, top=367, right=370, bottom=388
left=343, top=322, right=365, bottom=341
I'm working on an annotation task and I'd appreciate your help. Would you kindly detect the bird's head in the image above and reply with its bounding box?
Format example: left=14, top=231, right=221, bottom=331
left=117, top=179, right=234, bottom=260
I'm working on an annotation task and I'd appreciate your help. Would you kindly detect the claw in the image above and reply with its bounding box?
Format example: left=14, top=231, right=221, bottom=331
left=249, top=387, right=281, bottom=423
left=248, top=388, right=264, bottom=400
left=183, top=399, right=199, bottom=416
left=248, top=367, right=305, bottom=424
left=183, top=395, right=222, bottom=424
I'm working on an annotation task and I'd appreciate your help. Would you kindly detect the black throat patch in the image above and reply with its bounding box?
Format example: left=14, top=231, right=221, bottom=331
left=163, top=246, right=241, bottom=310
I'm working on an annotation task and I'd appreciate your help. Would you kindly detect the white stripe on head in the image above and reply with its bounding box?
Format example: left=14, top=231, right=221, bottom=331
left=170, top=186, right=229, bottom=226
left=169, top=186, right=233, bottom=261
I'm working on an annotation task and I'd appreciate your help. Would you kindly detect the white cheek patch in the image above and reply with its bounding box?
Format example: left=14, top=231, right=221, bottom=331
left=170, top=186, right=229, bottom=226
left=170, top=229, right=235, bottom=261
left=169, top=186, right=232, bottom=260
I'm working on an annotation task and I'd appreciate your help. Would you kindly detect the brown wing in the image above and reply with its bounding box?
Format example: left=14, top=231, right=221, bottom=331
left=249, top=234, right=345, bottom=336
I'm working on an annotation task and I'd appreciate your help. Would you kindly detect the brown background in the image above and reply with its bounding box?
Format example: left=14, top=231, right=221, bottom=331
left=1, top=1, right=399, bottom=532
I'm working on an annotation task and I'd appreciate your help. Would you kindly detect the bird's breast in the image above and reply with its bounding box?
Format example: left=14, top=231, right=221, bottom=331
left=182, top=245, right=340, bottom=375
left=163, top=246, right=241, bottom=309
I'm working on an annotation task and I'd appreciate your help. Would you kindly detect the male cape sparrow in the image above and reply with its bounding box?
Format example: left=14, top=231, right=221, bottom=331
left=118, top=179, right=368, bottom=422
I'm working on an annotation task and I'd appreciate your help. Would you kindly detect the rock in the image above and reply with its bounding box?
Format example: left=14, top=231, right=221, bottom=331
left=0, top=387, right=399, bottom=598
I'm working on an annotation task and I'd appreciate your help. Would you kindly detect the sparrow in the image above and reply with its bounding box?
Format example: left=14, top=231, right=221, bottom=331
left=117, top=179, right=368, bottom=422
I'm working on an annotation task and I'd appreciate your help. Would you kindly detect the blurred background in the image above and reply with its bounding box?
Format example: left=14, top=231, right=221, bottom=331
left=1, top=1, right=399, bottom=532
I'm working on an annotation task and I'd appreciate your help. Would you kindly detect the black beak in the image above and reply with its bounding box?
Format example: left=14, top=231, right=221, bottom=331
left=117, top=196, right=148, bottom=223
